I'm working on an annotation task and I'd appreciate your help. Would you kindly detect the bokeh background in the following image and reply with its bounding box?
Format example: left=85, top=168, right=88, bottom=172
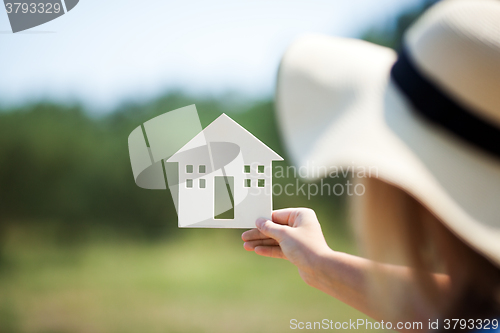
left=0, top=1, right=437, bottom=332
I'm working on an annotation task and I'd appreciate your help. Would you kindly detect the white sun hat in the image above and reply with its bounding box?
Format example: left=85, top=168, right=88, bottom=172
left=276, top=0, right=500, bottom=266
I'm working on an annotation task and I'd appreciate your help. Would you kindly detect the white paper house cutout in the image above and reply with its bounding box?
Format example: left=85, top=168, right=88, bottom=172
left=167, top=114, right=283, bottom=228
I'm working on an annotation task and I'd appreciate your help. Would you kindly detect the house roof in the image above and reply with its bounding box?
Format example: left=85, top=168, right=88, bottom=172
left=167, top=113, right=283, bottom=164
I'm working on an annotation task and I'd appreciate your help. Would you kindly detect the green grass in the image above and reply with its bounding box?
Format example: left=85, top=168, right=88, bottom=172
left=0, top=227, right=380, bottom=333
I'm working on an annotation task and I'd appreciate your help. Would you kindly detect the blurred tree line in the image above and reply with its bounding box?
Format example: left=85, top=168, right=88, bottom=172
left=0, top=0, right=438, bottom=248
left=0, top=96, right=283, bottom=240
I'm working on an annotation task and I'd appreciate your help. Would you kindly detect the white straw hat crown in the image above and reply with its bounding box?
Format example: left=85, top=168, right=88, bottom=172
left=405, top=0, right=500, bottom=126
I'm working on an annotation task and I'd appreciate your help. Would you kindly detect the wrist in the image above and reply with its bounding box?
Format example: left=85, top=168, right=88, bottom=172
left=310, top=249, right=347, bottom=290
left=302, top=247, right=337, bottom=288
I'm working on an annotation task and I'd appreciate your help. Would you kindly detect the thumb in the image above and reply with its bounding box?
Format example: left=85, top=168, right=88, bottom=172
left=256, top=218, right=288, bottom=242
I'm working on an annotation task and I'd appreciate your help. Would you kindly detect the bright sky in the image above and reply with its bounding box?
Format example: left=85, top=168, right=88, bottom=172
left=0, top=0, right=422, bottom=112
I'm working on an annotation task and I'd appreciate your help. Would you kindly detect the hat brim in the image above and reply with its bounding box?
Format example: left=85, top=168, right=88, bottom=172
left=276, top=34, right=500, bottom=266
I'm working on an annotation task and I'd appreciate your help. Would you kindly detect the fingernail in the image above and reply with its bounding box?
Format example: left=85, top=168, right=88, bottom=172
left=256, top=218, right=266, bottom=229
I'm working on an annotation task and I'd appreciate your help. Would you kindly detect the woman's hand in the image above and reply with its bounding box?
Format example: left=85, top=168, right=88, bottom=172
left=242, top=208, right=448, bottom=326
left=241, top=208, right=333, bottom=286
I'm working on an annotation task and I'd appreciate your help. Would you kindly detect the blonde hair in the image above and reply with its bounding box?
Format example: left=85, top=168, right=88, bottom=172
left=353, top=177, right=500, bottom=323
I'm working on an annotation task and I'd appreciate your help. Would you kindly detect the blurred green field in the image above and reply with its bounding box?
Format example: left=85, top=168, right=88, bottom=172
left=0, top=224, right=381, bottom=333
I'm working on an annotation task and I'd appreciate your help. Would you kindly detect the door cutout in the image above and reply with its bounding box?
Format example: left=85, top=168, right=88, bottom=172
left=214, top=176, right=234, bottom=219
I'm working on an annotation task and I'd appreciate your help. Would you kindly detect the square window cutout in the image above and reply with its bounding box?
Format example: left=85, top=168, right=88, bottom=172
left=244, top=165, right=250, bottom=173
left=186, top=179, right=193, bottom=188
left=257, top=165, right=264, bottom=173
left=199, top=165, right=206, bottom=173
left=199, top=179, right=206, bottom=188
left=186, top=165, right=193, bottom=173
left=258, top=179, right=265, bottom=187
left=244, top=179, right=251, bottom=187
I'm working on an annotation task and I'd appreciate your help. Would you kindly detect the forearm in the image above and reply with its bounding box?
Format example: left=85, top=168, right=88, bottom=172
left=307, top=250, right=381, bottom=319
left=307, top=250, right=450, bottom=324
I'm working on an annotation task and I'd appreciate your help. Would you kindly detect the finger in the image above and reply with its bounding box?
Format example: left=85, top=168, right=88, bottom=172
left=256, top=218, right=289, bottom=242
left=272, top=208, right=316, bottom=227
left=271, top=208, right=298, bottom=226
left=254, top=245, right=287, bottom=260
left=243, top=239, right=279, bottom=251
left=241, top=228, right=270, bottom=242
